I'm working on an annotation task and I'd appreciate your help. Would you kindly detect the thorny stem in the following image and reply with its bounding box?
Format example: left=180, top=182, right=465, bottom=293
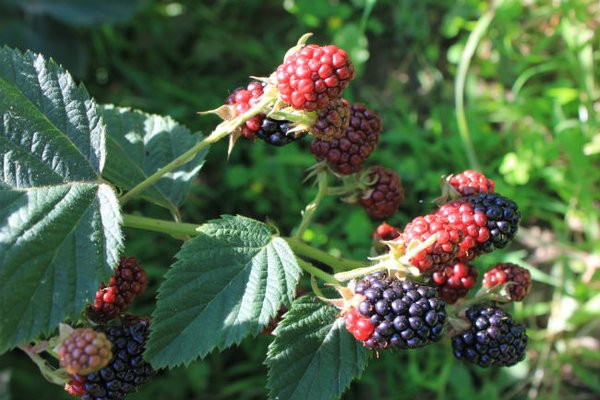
left=297, top=258, right=341, bottom=287
left=119, top=93, right=276, bottom=205
left=293, top=170, right=329, bottom=239
left=285, top=237, right=366, bottom=272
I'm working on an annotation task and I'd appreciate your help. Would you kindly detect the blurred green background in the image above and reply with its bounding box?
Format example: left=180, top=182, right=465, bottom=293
left=1, top=0, right=599, bottom=399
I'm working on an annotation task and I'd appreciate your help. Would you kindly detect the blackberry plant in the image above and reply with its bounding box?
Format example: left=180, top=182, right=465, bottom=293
left=0, top=35, right=531, bottom=400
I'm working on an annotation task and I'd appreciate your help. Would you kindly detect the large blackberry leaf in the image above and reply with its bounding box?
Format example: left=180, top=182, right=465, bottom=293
left=0, top=47, right=122, bottom=353
left=145, top=215, right=302, bottom=368
left=101, top=105, right=207, bottom=213
left=266, top=296, right=370, bottom=400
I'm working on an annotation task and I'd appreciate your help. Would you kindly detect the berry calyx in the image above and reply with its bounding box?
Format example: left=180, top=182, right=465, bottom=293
left=310, top=102, right=381, bottom=175
left=89, top=257, right=148, bottom=322
left=400, top=214, right=464, bottom=271
left=463, top=193, right=521, bottom=254
left=483, top=263, right=532, bottom=301
left=276, top=44, right=355, bottom=111
left=350, top=272, right=446, bottom=349
left=359, top=166, right=404, bottom=219
left=57, top=328, right=113, bottom=375
left=225, top=81, right=266, bottom=139
left=432, top=262, right=478, bottom=304
left=452, top=304, right=528, bottom=367
left=448, top=170, right=495, bottom=196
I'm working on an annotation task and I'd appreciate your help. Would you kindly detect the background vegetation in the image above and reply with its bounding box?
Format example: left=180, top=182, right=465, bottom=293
left=1, top=0, right=599, bottom=399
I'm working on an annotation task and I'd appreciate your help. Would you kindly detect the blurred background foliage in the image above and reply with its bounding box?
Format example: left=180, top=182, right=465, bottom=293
left=1, top=0, right=599, bottom=399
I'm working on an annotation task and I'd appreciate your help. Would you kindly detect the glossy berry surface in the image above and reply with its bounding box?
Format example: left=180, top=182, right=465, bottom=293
left=80, top=318, right=154, bottom=400
left=276, top=44, right=354, bottom=111
left=400, top=214, right=464, bottom=271
left=464, top=193, right=521, bottom=254
left=225, top=81, right=265, bottom=139
left=58, top=328, right=113, bottom=375
left=344, top=308, right=375, bottom=341
left=310, top=102, right=381, bottom=175
left=483, top=263, right=531, bottom=301
left=432, top=262, right=478, bottom=304
left=452, top=305, right=528, bottom=367
left=255, top=118, right=306, bottom=146
left=352, top=272, right=446, bottom=349
left=448, top=170, right=495, bottom=196
left=90, top=257, right=147, bottom=322
left=359, top=166, right=404, bottom=219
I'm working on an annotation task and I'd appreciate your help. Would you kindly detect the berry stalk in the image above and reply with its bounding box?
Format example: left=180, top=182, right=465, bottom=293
left=297, top=258, right=341, bottom=287
left=120, top=93, right=277, bottom=205
left=122, top=214, right=199, bottom=238
left=285, top=237, right=366, bottom=272
left=294, top=169, right=329, bottom=239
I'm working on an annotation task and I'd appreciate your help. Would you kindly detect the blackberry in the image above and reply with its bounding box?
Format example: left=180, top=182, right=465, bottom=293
left=448, top=170, right=495, bottom=196
left=464, top=193, right=521, bottom=253
left=81, top=318, right=154, bottom=400
left=310, top=102, right=381, bottom=175
left=435, top=200, right=489, bottom=260
left=371, top=222, right=401, bottom=254
left=483, top=263, right=531, bottom=301
left=276, top=44, right=354, bottom=111
left=225, top=81, right=266, bottom=139
left=255, top=118, right=306, bottom=146
left=400, top=214, right=464, bottom=271
left=89, top=257, right=147, bottom=322
left=359, top=166, right=404, bottom=219
left=351, top=272, right=446, bottom=349
left=452, top=305, right=528, bottom=367
left=310, top=98, right=351, bottom=140
left=58, top=328, right=113, bottom=375
left=432, top=262, right=478, bottom=304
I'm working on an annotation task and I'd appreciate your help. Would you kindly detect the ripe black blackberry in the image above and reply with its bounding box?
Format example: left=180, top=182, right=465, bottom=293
left=464, top=193, right=520, bottom=253
left=255, top=118, right=306, bottom=146
left=353, top=272, right=446, bottom=349
left=452, top=304, right=528, bottom=368
left=79, top=318, right=154, bottom=400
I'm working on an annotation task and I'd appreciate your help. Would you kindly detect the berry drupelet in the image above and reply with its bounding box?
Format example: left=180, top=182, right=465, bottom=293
left=432, top=262, right=478, bottom=304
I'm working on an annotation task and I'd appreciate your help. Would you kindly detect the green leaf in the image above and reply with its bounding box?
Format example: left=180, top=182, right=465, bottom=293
left=145, top=215, right=301, bottom=368
left=266, top=296, right=370, bottom=400
left=11, top=0, right=145, bottom=26
left=0, top=47, right=122, bottom=352
left=101, top=105, right=207, bottom=211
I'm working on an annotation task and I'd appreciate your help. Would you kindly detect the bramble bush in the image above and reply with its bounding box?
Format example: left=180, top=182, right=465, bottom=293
left=1, top=32, right=535, bottom=400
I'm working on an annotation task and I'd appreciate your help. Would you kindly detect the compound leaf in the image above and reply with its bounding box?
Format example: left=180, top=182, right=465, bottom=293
left=101, top=105, right=206, bottom=211
left=0, top=47, right=122, bottom=353
left=145, top=215, right=301, bottom=368
left=266, top=296, right=370, bottom=400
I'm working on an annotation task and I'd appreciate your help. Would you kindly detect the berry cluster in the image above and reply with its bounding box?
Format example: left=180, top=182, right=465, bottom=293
left=345, top=272, right=446, bottom=349
left=359, top=166, right=405, bottom=219
left=89, top=257, right=147, bottom=322
left=483, top=263, right=532, bottom=301
left=57, top=328, right=113, bottom=375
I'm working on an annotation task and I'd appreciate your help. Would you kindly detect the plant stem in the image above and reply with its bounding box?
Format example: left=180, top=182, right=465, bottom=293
left=122, top=214, right=199, bottom=238
left=297, top=258, right=340, bottom=286
left=455, top=2, right=502, bottom=170
left=285, top=237, right=366, bottom=272
left=294, top=170, right=328, bottom=239
left=119, top=94, right=275, bottom=205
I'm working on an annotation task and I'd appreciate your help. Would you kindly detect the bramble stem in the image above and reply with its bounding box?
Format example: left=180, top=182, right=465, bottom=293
left=122, top=214, right=199, bottom=238
left=285, top=237, right=366, bottom=272
left=294, top=170, right=328, bottom=239
left=119, top=93, right=276, bottom=205
left=297, top=258, right=341, bottom=287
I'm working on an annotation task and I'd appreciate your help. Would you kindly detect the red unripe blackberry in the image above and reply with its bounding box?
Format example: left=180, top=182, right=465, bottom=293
left=58, top=328, right=113, bottom=375
left=464, top=193, right=521, bottom=253
left=310, top=103, right=381, bottom=175
left=483, top=263, right=531, bottom=301
left=359, top=166, right=404, bottom=219
left=435, top=200, right=489, bottom=260
left=90, top=257, right=148, bottom=322
left=65, top=374, right=87, bottom=396
left=448, top=170, right=495, bottom=196
left=452, top=305, right=528, bottom=367
left=225, top=81, right=266, bottom=139
left=373, top=222, right=401, bottom=242
left=400, top=214, right=464, bottom=271
left=276, top=44, right=355, bottom=111
left=344, top=308, right=375, bottom=341
left=81, top=318, right=154, bottom=400
left=310, top=98, right=350, bottom=140
left=351, top=272, right=446, bottom=349
left=432, top=262, right=478, bottom=304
